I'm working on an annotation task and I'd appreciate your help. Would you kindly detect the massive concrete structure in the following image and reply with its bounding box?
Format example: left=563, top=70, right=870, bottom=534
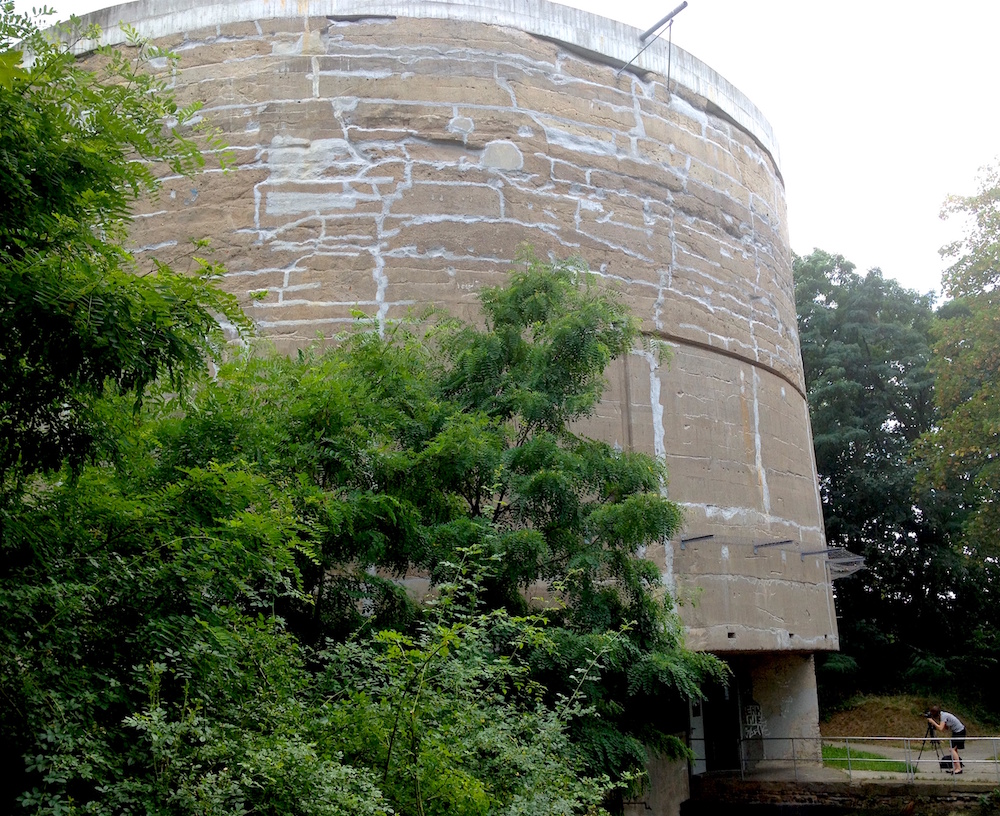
left=75, top=0, right=839, bottom=810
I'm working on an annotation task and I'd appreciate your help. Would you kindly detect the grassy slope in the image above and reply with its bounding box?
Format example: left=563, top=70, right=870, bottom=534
left=820, top=694, right=999, bottom=738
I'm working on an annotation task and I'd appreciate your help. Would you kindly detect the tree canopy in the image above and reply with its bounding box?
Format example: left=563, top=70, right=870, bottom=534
left=918, top=166, right=1000, bottom=561
left=793, top=250, right=956, bottom=701
left=909, top=165, right=1000, bottom=700
left=795, top=235, right=1000, bottom=711
left=0, top=5, right=245, bottom=494
left=1, top=255, right=726, bottom=815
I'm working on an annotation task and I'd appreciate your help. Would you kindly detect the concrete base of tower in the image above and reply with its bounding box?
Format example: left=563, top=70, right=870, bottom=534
left=629, top=652, right=822, bottom=815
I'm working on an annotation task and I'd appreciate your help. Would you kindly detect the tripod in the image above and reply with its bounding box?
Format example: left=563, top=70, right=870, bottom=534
left=913, top=722, right=941, bottom=769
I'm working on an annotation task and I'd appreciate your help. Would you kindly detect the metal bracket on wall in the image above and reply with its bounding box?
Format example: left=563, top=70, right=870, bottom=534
left=801, top=547, right=866, bottom=578
left=752, top=539, right=793, bottom=555
left=678, top=534, right=714, bottom=550
left=802, top=547, right=850, bottom=561
left=615, top=1, right=688, bottom=78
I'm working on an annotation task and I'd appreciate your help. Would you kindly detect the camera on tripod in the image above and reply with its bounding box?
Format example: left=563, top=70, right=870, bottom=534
left=922, top=710, right=933, bottom=719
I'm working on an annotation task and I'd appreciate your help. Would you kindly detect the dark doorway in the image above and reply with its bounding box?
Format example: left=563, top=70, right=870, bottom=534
left=702, top=680, right=741, bottom=771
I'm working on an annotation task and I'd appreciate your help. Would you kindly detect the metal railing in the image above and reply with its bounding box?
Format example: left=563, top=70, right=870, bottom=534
left=689, top=735, right=1000, bottom=783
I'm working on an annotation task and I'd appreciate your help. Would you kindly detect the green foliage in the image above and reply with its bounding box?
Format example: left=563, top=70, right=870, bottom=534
left=911, top=164, right=1000, bottom=707
left=152, top=254, right=725, bottom=786
left=441, top=255, right=638, bottom=430
left=902, top=654, right=952, bottom=694
left=1, top=250, right=722, bottom=813
left=816, top=653, right=860, bottom=709
left=0, top=5, right=247, bottom=492
left=0, top=461, right=619, bottom=815
left=794, top=250, right=936, bottom=479
left=797, top=235, right=1000, bottom=715
left=977, top=786, right=1000, bottom=815
left=318, top=553, right=616, bottom=816
left=917, top=166, right=1000, bottom=560
left=794, top=250, right=953, bottom=697
left=0, top=459, right=372, bottom=815
left=938, top=165, right=1000, bottom=300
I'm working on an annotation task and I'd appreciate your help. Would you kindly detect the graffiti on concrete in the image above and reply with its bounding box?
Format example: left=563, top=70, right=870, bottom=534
left=743, top=704, right=769, bottom=739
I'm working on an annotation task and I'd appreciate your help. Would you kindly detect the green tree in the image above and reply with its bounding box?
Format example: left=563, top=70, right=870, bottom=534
left=319, top=552, right=618, bottom=816
left=921, top=165, right=1000, bottom=556
left=0, top=4, right=712, bottom=810
left=1, top=456, right=620, bottom=815
left=154, top=254, right=725, bottom=781
left=1, top=456, right=395, bottom=816
left=913, top=165, right=1000, bottom=702
left=793, top=250, right=955, bottom=699
left=0, top=5, right=246, bottom=494
left=2, top=255, right=722, bottom=813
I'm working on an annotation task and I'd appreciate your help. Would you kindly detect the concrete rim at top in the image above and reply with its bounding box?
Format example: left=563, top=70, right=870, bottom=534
left=67, top=0, right=781, bottom=170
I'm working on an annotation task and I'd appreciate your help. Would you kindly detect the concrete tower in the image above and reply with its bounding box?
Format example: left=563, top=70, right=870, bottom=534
left=74, top=0, right=839, bottom=809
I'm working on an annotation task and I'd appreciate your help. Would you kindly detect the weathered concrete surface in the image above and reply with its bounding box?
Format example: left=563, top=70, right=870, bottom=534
left=71, top=0, right=781, bottom=168
left=81, top=0, right=837, bottom=657
left=747, top=654, right=823, bottom=764
left=626, top=750, right=690, bottom=816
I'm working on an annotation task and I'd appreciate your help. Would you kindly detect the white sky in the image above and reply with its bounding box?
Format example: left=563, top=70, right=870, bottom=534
left=16, top=0, right=1000, bottom=298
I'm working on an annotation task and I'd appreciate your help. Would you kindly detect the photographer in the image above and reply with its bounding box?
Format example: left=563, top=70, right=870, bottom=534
left=927, top=705, right=966, bottom=774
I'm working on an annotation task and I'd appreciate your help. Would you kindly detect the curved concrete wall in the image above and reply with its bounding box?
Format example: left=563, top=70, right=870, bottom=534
left=82, top=0, right=837, bottom=653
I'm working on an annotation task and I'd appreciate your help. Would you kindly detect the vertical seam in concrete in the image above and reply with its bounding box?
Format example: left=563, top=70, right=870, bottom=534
left=752, top=366, right=771, bottom=514
left=253, top=181, right=262, bottom=234
left=640, top=348, right=665, bottom=462
left=372, top=136, right=414, bottom=336
left=622, top=352, right=633, bottom=451
left=372, top=252, right=388, bottom=335
left=662, top=536, right=676, bottom=609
